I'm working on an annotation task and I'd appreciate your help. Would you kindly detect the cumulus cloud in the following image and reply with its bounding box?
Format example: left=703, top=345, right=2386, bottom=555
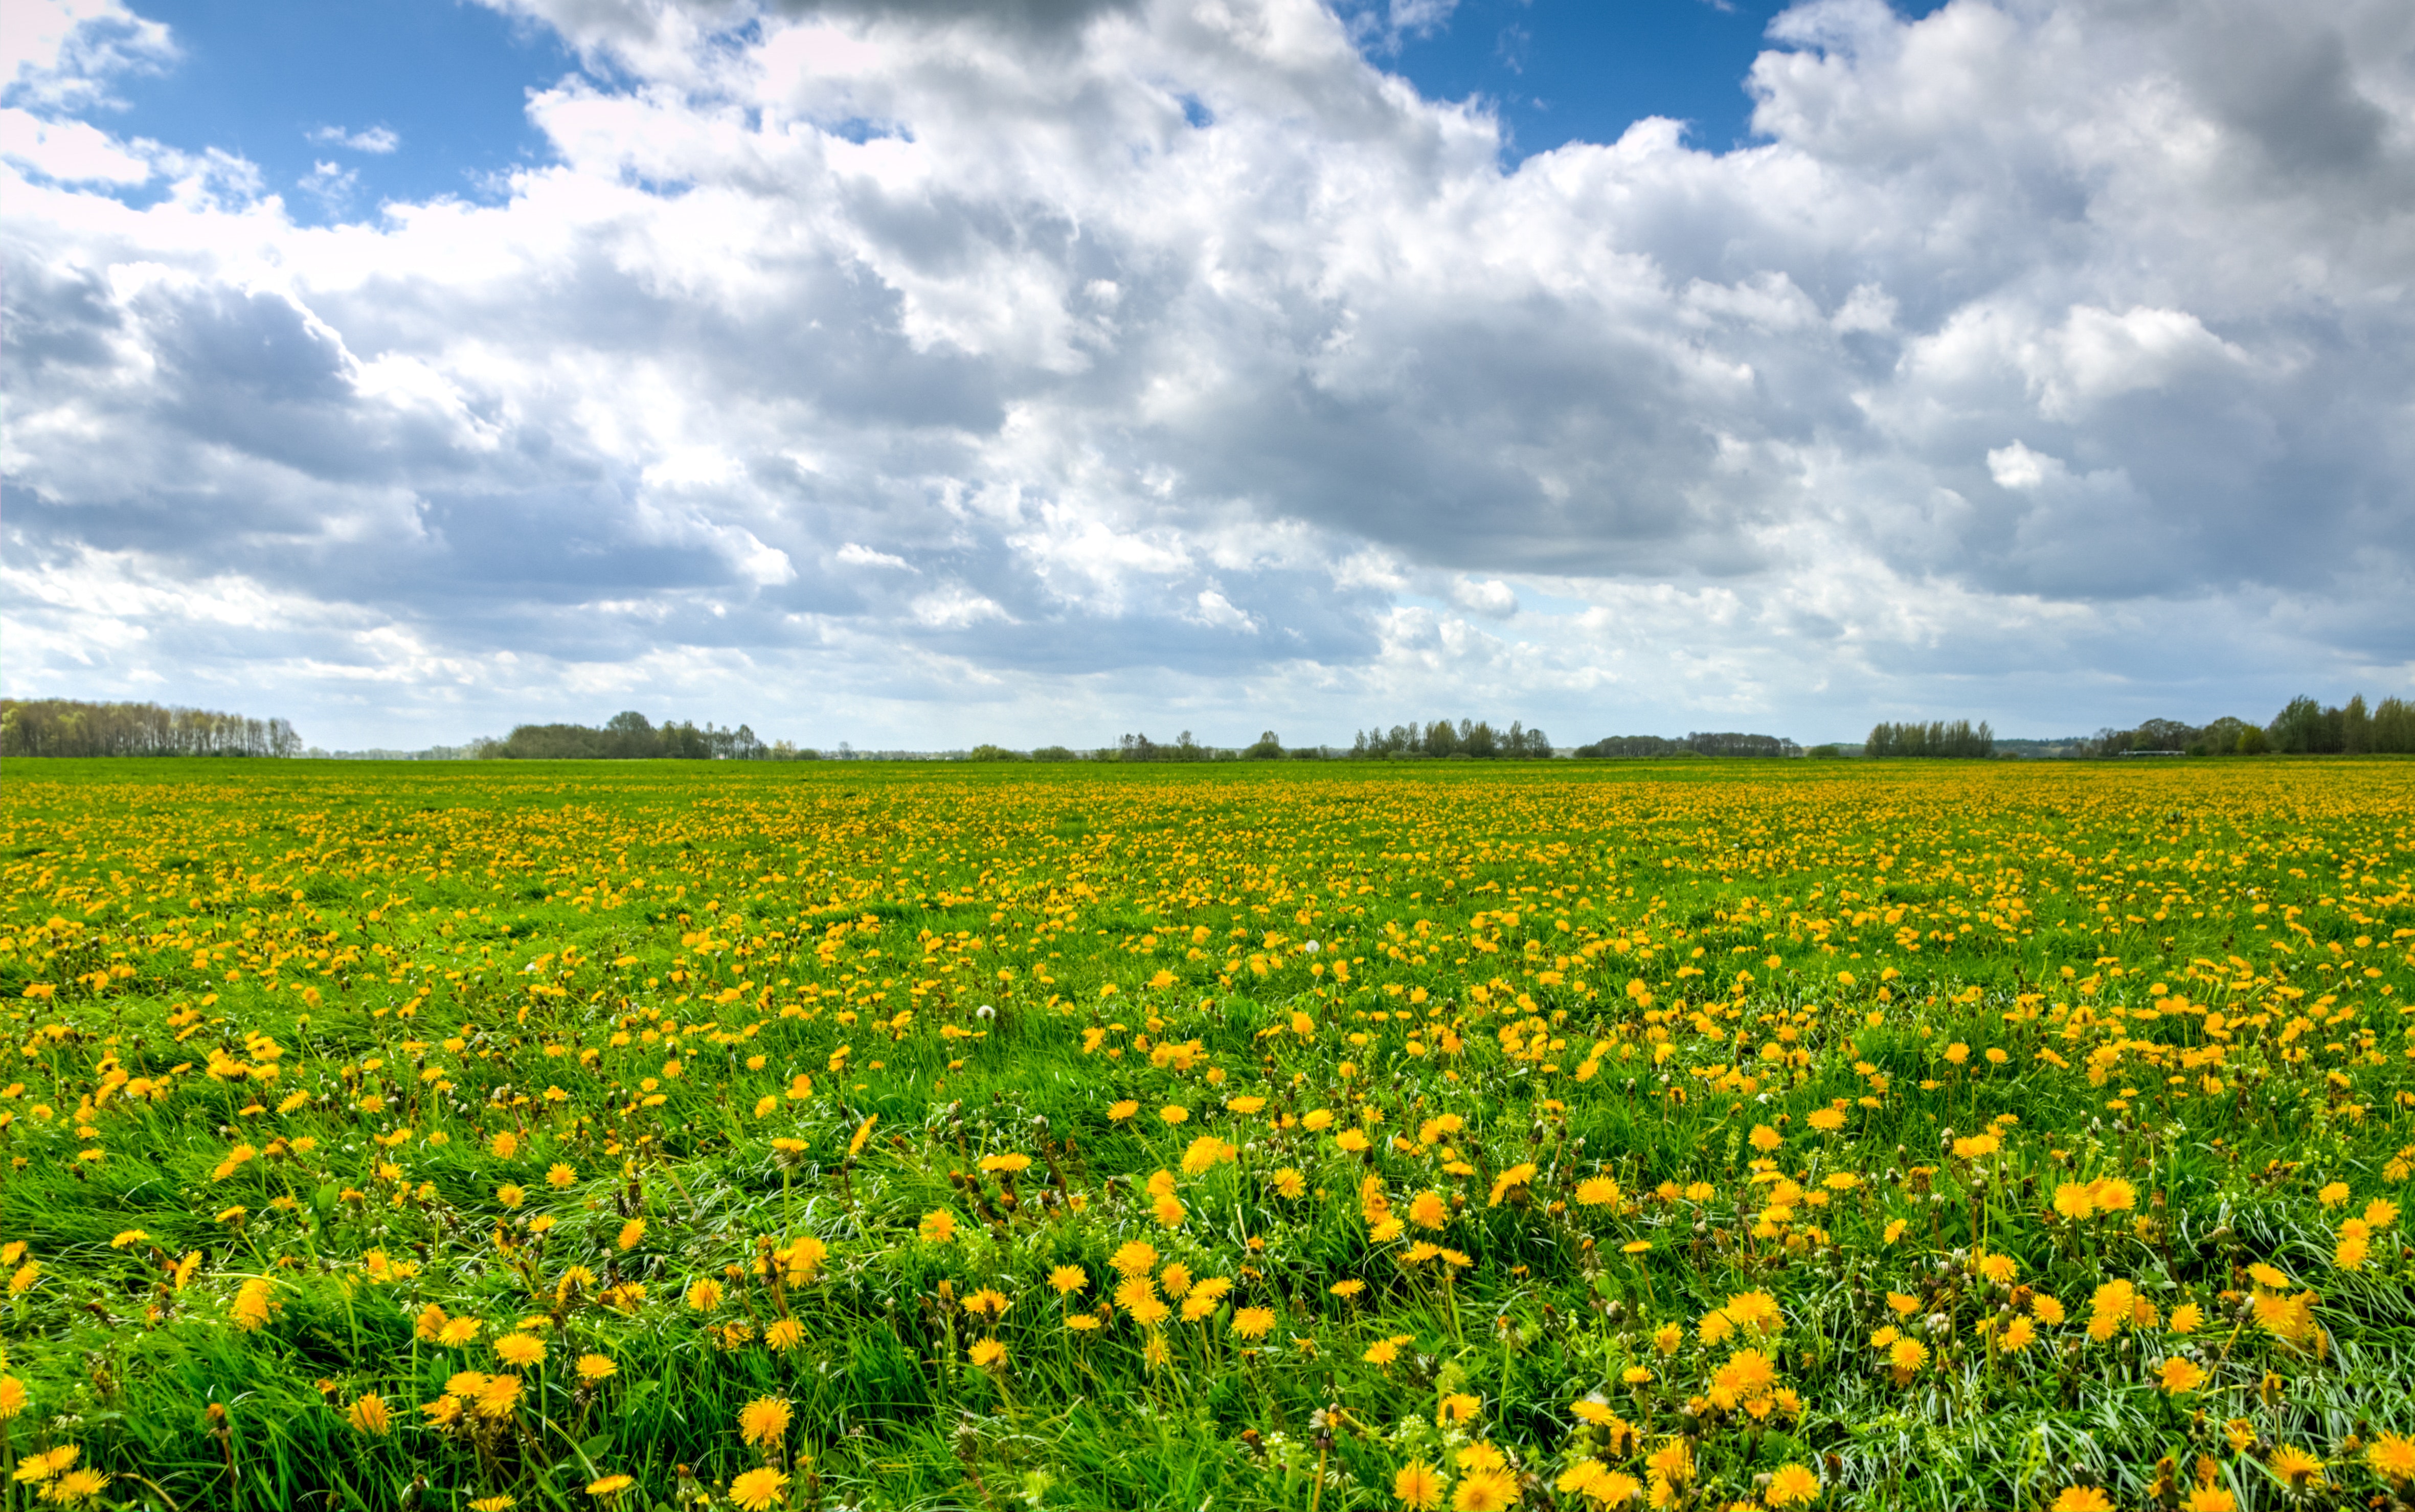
left=4, top=0, right=2412, bottom=747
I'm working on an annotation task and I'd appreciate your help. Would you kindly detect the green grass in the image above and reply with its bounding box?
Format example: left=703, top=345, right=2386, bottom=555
left=0, top=755, right=2408, bottom=1510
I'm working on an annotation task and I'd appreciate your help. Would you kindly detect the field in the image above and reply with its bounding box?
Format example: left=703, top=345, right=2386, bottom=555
left=2, top=756, right=2412, bottom=1512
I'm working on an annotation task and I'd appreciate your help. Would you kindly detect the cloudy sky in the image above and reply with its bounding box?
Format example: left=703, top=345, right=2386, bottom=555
left=6, top=0, right=2411, bottom=751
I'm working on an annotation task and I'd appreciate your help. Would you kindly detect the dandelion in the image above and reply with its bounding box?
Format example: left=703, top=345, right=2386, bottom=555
left=1158, top=1105, right=1188, bottom=1125
left=577, top=1352, right=618, bottom=1382
left=919, top=1210, right=958, bottom=1244
left=1110, top=1241, right=1159, bottom=1276
left=2050, top=1491, right=2113, bottom=1512
left=495, top=1333, right=545, bottom=1367
left=475, top=1373, right=522, bottom=1420
left=1450, top=1468, right=1517, bottom=1511
left=729, top=1467, right=789, bottom=1511
left=1394, top=1461, right=1446, bottom=1510
left=2267, top=1444, right=2323, bottom=1489
left=616, top=1218, right=646, bottom=1251
left=1050, top=1265, right=1089, bottom=1296
left=0, top=1376, right=27, bottom=1419
left=1764, top=1462, right=1821, bottom=1506
left=1272, top=1167, right=1308, bottom=1199
left=686, top=1278, right=725, bottom=1312
left=765, top=1318, right=804, bottom=1351
left=738, top=1395, right=793, bottom=1447
left=1232, top=1306, right=1276, bottom=1338
left=2367, top=1434, right=2415, bottom=1482
left=348, top=1393, right=392, bottom=1435
left=2157, top=1357, right=2206, bottom=1393
left=586, top=1475, right=637, bottom=1498
left=969, top=1338, right=1007, bottom=1369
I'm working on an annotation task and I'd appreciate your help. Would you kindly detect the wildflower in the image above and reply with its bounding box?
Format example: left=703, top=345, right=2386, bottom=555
left=47, top=1469, right=110, bottom=1504
left=1977, top=1253, right=2018, bottom=1287
left=2267, top=1444, right=2323, bottom=1489
left=1272, top=1167, right=1308, bottom=1199
left=969, top=1338, right=1007, bottom=1369
left=738, top=1396, right=793, bottom=1447
left=765, top=1318, right=803, bottom=1351
left=109, top=1230, right=148, bottom=1248
left=2367, top=1434, right=2415, bottom=1482
left=2169, top=1303, right=2202, bottom=1334
left=347, top=1393, right=392, bottom=1435
left=548, top=1162, right=577, bottom=1189
left=2182, top=1487, right=2235, bottom=1512
left=231, top=1276, right=276, bottom=1332
left=475, top=1374, right=522, bottom=1420
left=1233, top=1306, right=1276, bottom=1339
left=2050, top=1491, right=2113, bottom=1512
left=2366, top=1199, right=2400, bottom=1229
left=616, top=1218, right=646, bottom=1251
left=1110, top=1241, right=1159, bottom=1276
left=964, top=1287, right=1009, bottom=1319
left=586, top=1475, right=636, bottom=1498
left=2001, top=1316, right=2037, bottom=1351
left=1108, top=1100, right=1139, bottom=1122
left=1644, top=1439, right=1692, bottom=1484
left=2157, top=1357, right=2206, bottom=1393
left=495, top=1333, right=545, bottom=1367
left=0, top=1377, right=27, bottom=1419
left=1409, top=1191, right=1449, bottom=1229
left=729, top=1466, right=789, bottom=1511
left=1887, top=1337, right=1928, bottom=1383
left=1438, top=1392, right=1481, bottom=1425
left=1764, top=1462, right=1820, bottom=1506
left=1159, top=1105, right=1188, bottom=1125
left=1394, top=1461, right=1447, bottom=1510
left=577, top=1353, right=617, bottom=1382
left=2319, top=1182, right=2350, bottom=1207
left=919, top=1210, right=958, bottom=1244
left=1450, top=1468, right=1517, bottom=1511
left=1575, top=1177, right=1619, bottom=1206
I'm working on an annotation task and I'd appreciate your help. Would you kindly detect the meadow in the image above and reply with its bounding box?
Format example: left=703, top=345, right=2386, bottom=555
left=1, top=755, right=2411, bottom=1512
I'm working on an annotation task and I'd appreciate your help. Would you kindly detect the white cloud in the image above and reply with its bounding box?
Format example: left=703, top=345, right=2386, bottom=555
left=1986, top=441, right=2052, bottom=491
left=4, top=0, right=2413, bottom=749
left=309, top=124, right=400, bottom=154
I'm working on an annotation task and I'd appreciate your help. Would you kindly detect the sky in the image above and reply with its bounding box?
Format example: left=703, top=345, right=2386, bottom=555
left=4, top=0, right=2410, bottom=753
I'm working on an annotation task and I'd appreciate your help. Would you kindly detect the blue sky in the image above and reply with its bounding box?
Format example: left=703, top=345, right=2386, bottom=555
left=94, top=0, right=1949, bottom=222
left=5, top=0, right=2409, bottom=750
left=102, top=0, right=579, bottom=215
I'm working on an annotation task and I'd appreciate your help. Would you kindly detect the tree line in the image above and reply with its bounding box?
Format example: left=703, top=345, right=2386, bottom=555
left=1573, top=731, right=1802, bottom=759
left=480, top=712, right=815, bottom=761
left=1, top=699, right=301, bottom=758
left=1350, top=719, right=1554, bottom=758
left=1864, top=720, right=1995, bottom=758
left=2085, top=695, right=2415, bottom=756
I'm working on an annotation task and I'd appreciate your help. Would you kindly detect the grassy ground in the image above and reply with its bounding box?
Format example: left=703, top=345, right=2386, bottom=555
left=0, top=755, right=2411, bottom=1512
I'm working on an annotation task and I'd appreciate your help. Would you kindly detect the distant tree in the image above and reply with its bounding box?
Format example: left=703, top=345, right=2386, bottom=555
left=1031, top=746, right=1077, bottom=762
left=1, top=699, right=300, bottom=757
left=2236, top=725, right=2270, bottom=754
left=2375, top=697, right=2415, bottom=753
left=2268, top=696, right=2336, bottom=754
left=966, top=744, right=1027, bottom=761
left=1245, top=730, right=1284, bottom=760
left=1423, top=719, right=1460, bottom=758
left=1458, top=719, right=1498, bottom=758
left=2343, top=694, right=2372, bottom=755
left=1807, top=744, right=1842, bottom=759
